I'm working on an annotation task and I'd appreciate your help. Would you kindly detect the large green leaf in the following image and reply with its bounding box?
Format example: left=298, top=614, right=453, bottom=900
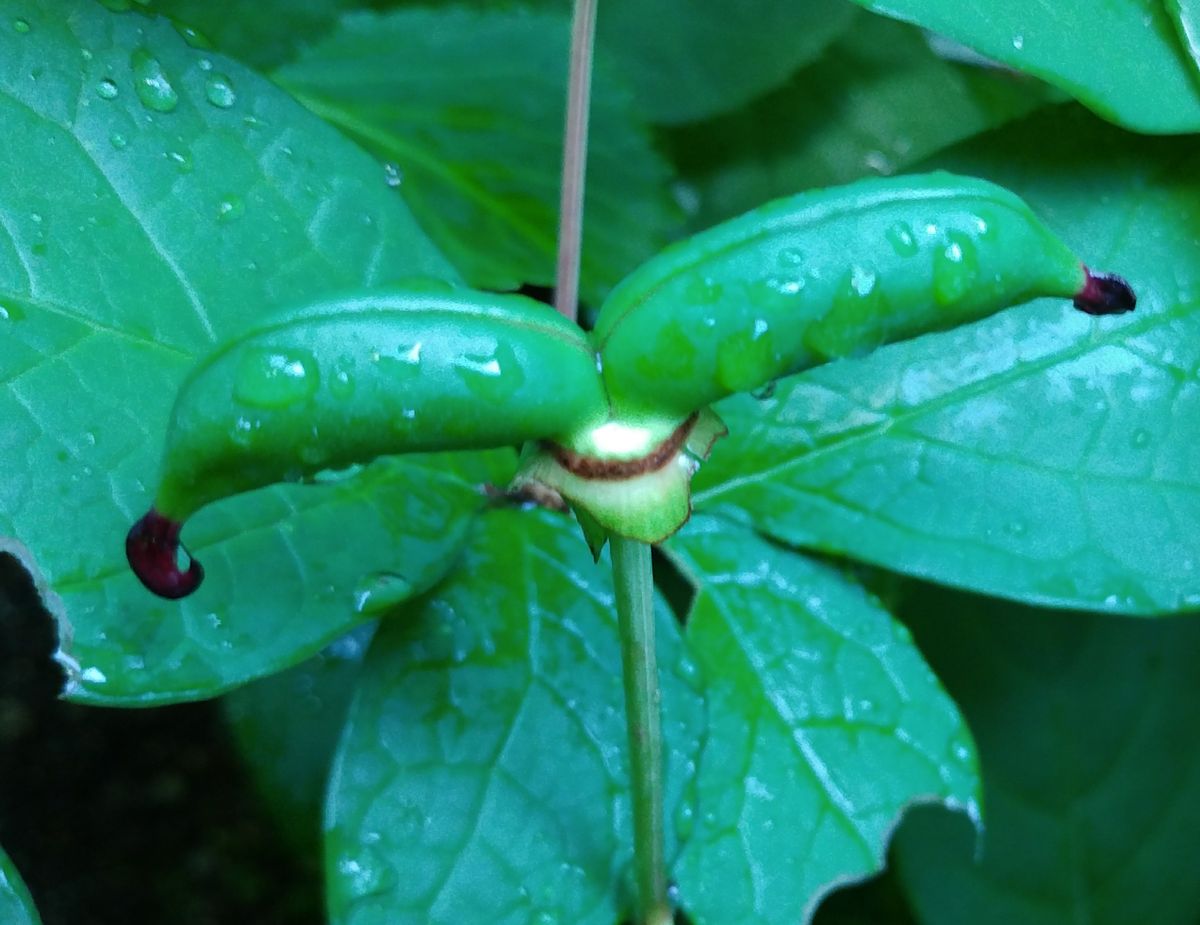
left=324, top=508, right=704, bottom=925
left=695, top=106, right=1200, bottom=614
left=0, top=0, right=482, bottom=704
left=669, top=14, right=1056, bottom=230
left=591, top=0, right=856, bottom=125
left=225, top=622, right=375, bottom=853
left=890, top=584, right=1200, bottom=925
left=326, top=507, right=979, bottom=923
left=274, top=8, right=678, bottom=305
left=1167, top=0, right=1200, bottom=79
left=0, top=846, right=40, bottom=925
left=847, top=0, right=1200, bottom=133
left=665, top=517, right=978, bottom=925
left=141, top=0, right=355, bottom=70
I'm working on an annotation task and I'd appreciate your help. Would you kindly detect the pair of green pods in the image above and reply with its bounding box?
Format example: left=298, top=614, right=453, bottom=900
left=127, top=173, right=1134, bottom=598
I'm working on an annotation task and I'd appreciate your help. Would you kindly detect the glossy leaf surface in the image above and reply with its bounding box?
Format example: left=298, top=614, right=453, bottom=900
left=848, top=0, right=1200, bottom=132
left=591, top=0, right=855, bottom=124
left=275, top=8, right=677, bottom=304
left=326, top=509, right=979, bottom=923
left=695, top=106, right=1200, bottom=614
left=0, top=846, right=39, bottom=925
left=141, top=0, right=355, bottom=70
left=670, top=15, right=1057, bottom=230
left=225, top=623, right=375, bottom=853
left=891, top=585, right=1200, bottom=925
left=324, top=508, right=704, bottom=925
left=0, top=0, right=475, bottom=703
left=1167, top=0, right=1200, bottom=77
left=665, top=517, right=979, bottom=925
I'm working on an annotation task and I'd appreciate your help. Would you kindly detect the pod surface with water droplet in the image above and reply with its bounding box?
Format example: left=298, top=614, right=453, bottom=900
left=592, top=172, right=1102, bottom=419
left=152, top=286, right=608, bottom=522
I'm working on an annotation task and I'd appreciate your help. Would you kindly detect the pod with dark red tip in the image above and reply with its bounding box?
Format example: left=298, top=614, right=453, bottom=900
left=592, top=172, right=1135, bottom=420
left=127, top=286, right=608, bottom=597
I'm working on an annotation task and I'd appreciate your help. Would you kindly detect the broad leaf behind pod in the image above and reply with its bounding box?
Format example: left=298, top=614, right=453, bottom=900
left=592, top=172, right=1132, bottom=421
left=127, top=285, right=608, bottom=598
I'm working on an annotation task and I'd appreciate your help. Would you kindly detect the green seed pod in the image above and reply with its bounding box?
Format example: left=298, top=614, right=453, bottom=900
left=127, top=286, right=608, bottom=597
left=593, top=172, right=1133, bottom=419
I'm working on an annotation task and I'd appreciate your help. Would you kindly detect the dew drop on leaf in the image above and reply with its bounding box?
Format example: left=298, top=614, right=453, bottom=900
left=131, top=48, right=179, bottom=113
left=216, top=195, right=244, bottom=223
left=233, top=347, right=319, bottom=409
left=383, top=162, right=403, bottom=187
left=95, top=77, right=118, bottom=100
left=932, top=231, right=979, bottom=305
left=12, top=18, right=30, bottom=33
left=203, top=72, right=236, bottom=109
left=886, top=221, right=918, bottom=257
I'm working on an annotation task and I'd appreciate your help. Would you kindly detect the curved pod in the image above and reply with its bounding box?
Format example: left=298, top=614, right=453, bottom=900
left=593, top=172, right=1131, bottom=419
left=128, top=287, right=608, bottom=597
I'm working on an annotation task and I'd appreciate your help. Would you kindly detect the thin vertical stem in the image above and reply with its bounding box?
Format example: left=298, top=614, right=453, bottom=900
left=553, top=0, right=598, bottom=323
left=611, top=536, right=672, bottom=925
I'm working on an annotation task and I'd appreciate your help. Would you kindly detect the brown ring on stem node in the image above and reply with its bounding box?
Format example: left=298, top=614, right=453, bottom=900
left=547, top=412, right=699, bottom=481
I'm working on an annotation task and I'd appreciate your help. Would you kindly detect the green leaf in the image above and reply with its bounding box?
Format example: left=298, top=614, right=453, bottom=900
left=0, top=0, right=476, bottom=704
left=274, top=8, right=678, bottom=305
left=0, top=846, right=40, bottom=925
left=670, top=14, right=1057, bottom=230
left=695, top=105, right=1200, bottom=614
left=665, top=517, right=978, bottom=925
left=890, top=584, right=1200, bottom=925
left=324, top=508, right=704, bottom=925
left=847, top=0, right=1200, bottom=132
left=591, top=0, right=856, bottom=125
left=141, top=0, right=356, bottom=70
left=1167, top=0, right=1200, bottom=80
left=225, top=622, right=375, bottom=854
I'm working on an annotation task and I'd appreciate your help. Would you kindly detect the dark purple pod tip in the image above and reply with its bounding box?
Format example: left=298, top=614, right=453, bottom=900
left=1074, top=268, right=1136, bottom=316
left=126, top=509, right=204, bottom=599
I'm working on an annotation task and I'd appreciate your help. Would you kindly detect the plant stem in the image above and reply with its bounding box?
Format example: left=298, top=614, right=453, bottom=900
left=611, top=536, right=672, bottom=925
left=553, top=0, right=597, bottom=323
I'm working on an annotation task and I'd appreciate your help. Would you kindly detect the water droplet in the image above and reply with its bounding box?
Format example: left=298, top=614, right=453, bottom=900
left=805, top=266, right=885, bottom=360
left=684, top=275, right=723, bottom=305
left=457, top=339, right=524, bottom=401
left=864, top=149, right=894, bottom=175
left=383, top=162, right=403, bottom=187
left=233, top=347, right=319, bottom=409
left=953, top=742, right=972, bottom=762
left=932, top=231, right=979, bottom=305
left=778, top=246, right=805, bottom=267
left=216, top=195, right=244, bottom=223
left=1012, top=33, right=1025, bottom=50
left=886, top=222, right=918, bottom=257
left=337, top=846, right=399, bottom=900
left=109, top=131, right=128, bottom=150
left=353, top=572, right=413, bottom=615
left=204, top=72, right=235, bottom=108
left=80, top=666, right=107, bottom=684
left=673, top=801, right=695, bottom=840
left=13, top=18, right=30, bottom=34
left=330, top=361, right=356, bottom=400
left=715, top=317, right=776, bottom=393
left=0, top=303, right=25, bottom=322
left=130, top=48, right=179, bottom=113
left=95, top=77, right=119, bottom=100
left=167, top=149, right=193, bottom=173
left=1130, top=428, right=1151, bottom=448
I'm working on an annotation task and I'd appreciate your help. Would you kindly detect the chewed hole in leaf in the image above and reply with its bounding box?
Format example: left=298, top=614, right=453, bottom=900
left=0, top=551, right=68, bottom=698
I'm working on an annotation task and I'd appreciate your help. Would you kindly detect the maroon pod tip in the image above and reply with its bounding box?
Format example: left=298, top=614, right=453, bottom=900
left=126, top=509, right=204, bottom=599
left=1074, top=268, right=1136, bottom=316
